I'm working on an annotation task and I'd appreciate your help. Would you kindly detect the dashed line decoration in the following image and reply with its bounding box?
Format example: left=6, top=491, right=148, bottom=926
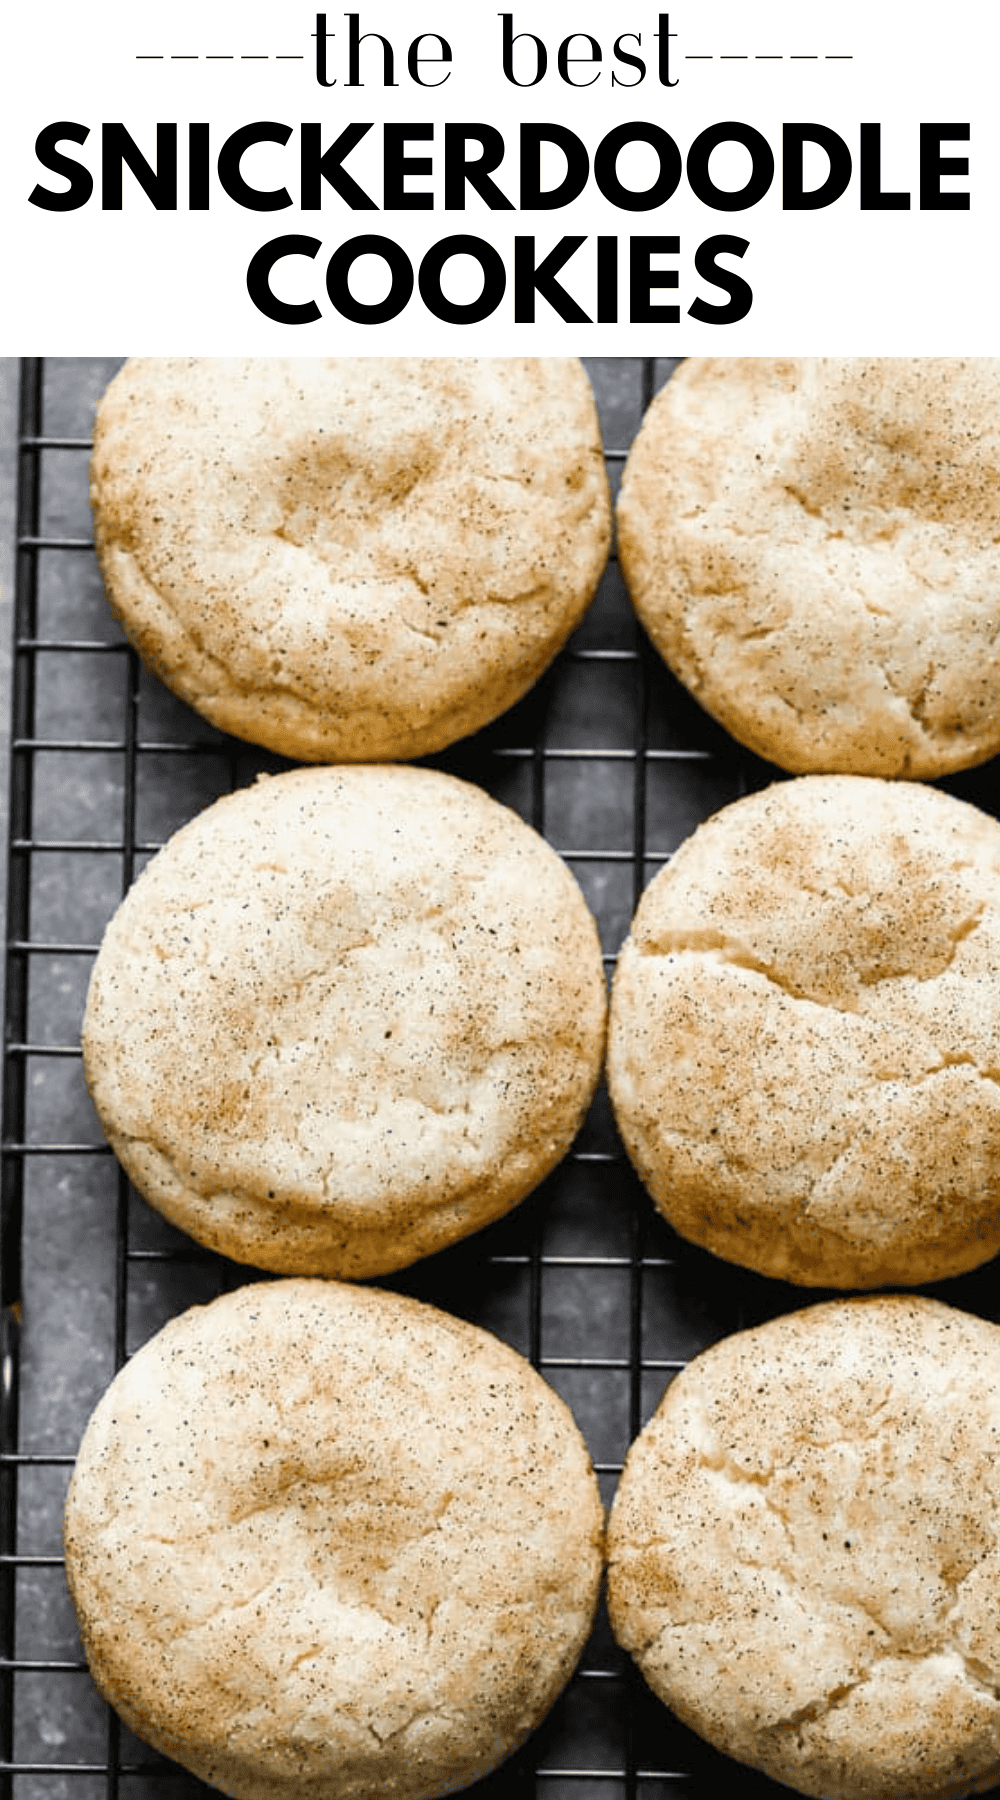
left=685, top=52, right=853, bottom=59
left=135, top=49, right=851, bottom=62
left=135, top=53, right=306, bottom=60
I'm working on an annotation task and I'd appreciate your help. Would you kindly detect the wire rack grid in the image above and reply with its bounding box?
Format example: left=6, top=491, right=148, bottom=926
left=3, top=356, right=1000, bottom=1800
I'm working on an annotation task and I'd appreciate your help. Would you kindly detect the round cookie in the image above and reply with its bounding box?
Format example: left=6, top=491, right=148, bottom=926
left=90, top=357, right=611, bottom=761
left=82, top=764, right=606, bottom=1276
left=64, top=1277, right=604, bottom=1800
left=607, top=1295, right=1000, bottom=1800
left=617, top=358, right=1000, bottom=777
left=607, top=774, right=1000, bottom=1288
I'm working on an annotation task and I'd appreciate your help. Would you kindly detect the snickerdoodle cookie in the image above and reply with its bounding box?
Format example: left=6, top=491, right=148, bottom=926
left=82, top=764, right=606, bottom=1276
left=607, top=774, right=1000, bottom=1287
left=608, top=1295, right=1000, bottom=1800
left=65, top=1278, right=604, bottom=1800
left=618, top=358, right=1000, bottom=776
left=90, top=357, right=611, bottom=760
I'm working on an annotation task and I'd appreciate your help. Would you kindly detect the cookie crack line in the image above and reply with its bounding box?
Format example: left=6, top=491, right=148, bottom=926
left=367, top=1704, right=466, bottom=1751
left=696, top=1391, right=898, bottom=1486
left=651, top=1072, right=998, bottom=1227
left=858, top=903, right=987, bottom=983
left=117, top=543, right=550, bottom=722
left=135, top=1547, right=460, bottom=1656
left=112, top=1028, right=546, bottom=1172
left=629, top=1547, right=1000, bottom=1742
left=769, top=1643, right=1000, bottom=1742
left=799, top=1058, right=1000, bottom=1206
left=633, top=903, right=988, bottom=1006
left=632, top=1610, right=1000, bottom=1746
left=769, top=1673, right=874, bottom=1740
left=673, top=533, right=994, bottom=756
left=683, top=1426, right=1000, bottom=1684
left=868, top=644, right=951, bottom=745
left=874, top=1055, right=1000, bottom=1093
left=284, top=1642, right=325, bottom=1677
left=780, top=480, right=826, bottom=524
left=136, top=1482, right=460, bottom=1557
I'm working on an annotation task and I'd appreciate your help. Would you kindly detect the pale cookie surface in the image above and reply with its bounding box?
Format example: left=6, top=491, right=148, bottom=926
left=618, top=358, right=1000, bottom=777
left=90, top=357, right=611, bottom=761
left=82, top=765, right=607, bottom=1276
left=64, top=1278, right=604, bottom=1800
left=608, top=1295, right=1000, bottom=1800
left=607, top=774, right=1000, bottom=1287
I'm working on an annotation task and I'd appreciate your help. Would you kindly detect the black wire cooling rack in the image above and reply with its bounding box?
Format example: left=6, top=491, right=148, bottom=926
left=4, top=357, right=1000, bottom=1800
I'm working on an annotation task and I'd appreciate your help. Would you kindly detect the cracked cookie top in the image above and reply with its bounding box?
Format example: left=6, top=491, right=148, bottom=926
left=617, top=358, right=1000, bottom=778
left=607, top=774, right=1000, bottom=1287
left=64, top=1277, right=604, bottom=1800
left=82, top=764, right=607, bottom=1277
left=607, top=1294, right=1000, bottom=1800
left=90, top=357, right=611, bottom=762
